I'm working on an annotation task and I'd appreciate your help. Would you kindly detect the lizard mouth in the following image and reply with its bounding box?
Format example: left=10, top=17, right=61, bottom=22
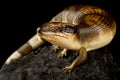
left=40, top=31, right=75, bottom=39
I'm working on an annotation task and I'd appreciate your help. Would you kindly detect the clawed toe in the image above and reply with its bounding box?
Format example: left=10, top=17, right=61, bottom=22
left=63, top=66, right=73, bottom=73
left=51, top=45, right=59, bottom=52
left=58, top=52, right=67, bottom=58
left=58, top=48, right=67, bottom=58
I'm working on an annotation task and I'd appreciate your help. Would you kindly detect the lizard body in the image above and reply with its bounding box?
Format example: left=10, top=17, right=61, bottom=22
left=5, top=4, right=116, bottom=72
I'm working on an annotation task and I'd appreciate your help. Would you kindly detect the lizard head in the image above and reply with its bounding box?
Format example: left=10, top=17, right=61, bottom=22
left=37, top=22, right=77, bottom=38
left=37, top=22, right=78, bottom=49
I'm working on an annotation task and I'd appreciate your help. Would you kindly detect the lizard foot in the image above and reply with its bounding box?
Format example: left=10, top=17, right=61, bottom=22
left=51, top=45, right=59, bottom=52
left=63, top=65, right=73, bottom=73
left=58, top=48, right=67, bottom=58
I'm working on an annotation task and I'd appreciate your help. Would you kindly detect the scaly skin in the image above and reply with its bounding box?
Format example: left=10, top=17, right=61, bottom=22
left=5, top=4, right=116, bottom=73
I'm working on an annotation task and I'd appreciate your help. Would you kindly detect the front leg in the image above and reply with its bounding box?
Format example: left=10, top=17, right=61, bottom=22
left=63, top=47, right=87, bottom=72
left=58, top=48, right=67, bottom=58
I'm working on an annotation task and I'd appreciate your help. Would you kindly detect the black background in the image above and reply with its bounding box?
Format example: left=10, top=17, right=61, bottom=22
left=0, top=0, right=119, bottom=68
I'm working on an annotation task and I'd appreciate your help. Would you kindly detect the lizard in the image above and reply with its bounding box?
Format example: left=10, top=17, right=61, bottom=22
left=5, top=4, right=116, bottom=72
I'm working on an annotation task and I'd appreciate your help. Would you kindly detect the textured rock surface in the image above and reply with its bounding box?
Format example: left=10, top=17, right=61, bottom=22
left=0, top=43, right=120, bottom=80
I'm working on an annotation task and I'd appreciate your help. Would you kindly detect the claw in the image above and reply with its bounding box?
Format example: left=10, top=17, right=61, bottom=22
left=58, top=48, right=67, bottom=58
left=51, top=45, right=59, bottom=52
left=58, top=52, right=67, bottom=58
left=63, top=65, right=73, bottom=73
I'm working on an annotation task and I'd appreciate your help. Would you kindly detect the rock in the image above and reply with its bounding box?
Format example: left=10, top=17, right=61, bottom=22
left=0, top=43, right=119, bottom=80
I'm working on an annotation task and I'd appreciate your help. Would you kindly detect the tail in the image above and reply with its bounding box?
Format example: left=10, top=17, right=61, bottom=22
left=5, top=34, right=45, bottom=64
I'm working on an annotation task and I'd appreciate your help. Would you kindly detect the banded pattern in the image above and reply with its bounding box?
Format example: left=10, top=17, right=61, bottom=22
left=50, top=4, right=116, bottom=50
left=50, top=4, right=115, bottom=33
left=5, top=34, right=45, bottom=64
left=51, top=4, right=110, bottom=25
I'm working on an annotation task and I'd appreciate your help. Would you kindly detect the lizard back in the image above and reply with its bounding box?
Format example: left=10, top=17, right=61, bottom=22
left=50, top=4, right=116, bottom=51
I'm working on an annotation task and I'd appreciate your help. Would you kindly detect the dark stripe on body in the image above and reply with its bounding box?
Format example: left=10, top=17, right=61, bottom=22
left=40, top=22, right=77, bottom=34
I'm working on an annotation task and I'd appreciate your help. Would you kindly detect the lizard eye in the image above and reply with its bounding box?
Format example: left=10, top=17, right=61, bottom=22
left=60, top=26, right=77, bottom=33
